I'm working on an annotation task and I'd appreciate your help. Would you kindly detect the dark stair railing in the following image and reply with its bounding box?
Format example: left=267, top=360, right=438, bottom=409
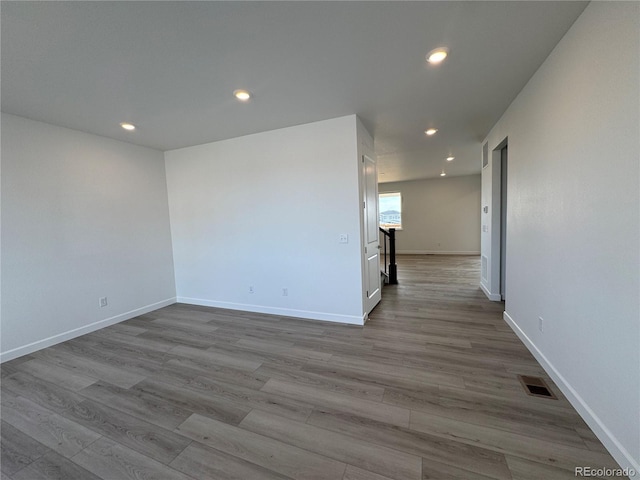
left=379, top=227, right=398, bottom=285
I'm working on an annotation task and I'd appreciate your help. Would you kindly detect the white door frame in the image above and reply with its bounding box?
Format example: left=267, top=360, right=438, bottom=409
left=363, top=154, right=381, bottom=314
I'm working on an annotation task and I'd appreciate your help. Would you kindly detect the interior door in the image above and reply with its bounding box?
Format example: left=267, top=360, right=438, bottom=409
left=363, top=154, right=381, bottom=314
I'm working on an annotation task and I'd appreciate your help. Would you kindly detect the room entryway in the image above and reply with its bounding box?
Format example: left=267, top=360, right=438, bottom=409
left=500, top=145, right=508, bottom=301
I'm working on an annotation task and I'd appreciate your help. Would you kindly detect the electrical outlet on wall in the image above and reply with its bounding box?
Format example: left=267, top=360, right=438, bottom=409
left=99, top=297, right=108, bottom=308
left=282, top=288, right=288, bottom=296
left=249, top=286, right=254, bottom=294
left=538, top=317, right=544, bottom=332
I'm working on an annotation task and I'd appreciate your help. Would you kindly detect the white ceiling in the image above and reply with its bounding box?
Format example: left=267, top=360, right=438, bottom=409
left=1, top=1, right=587, bottom=183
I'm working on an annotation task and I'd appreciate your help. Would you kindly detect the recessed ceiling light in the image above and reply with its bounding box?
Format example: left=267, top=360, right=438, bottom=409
left=425, top=128, right=438, bottom=136
left=440, top=172, right=447, bottom=177
left=233, top=89, right=252, bottom=101
left=427, top=48, right=449, bottom=64
left=446, top=156, right=455, bottom=161
left=120, top=122, right=136, bottom=131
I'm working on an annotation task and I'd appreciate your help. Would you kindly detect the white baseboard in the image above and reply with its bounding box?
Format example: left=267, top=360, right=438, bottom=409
left=177, top=297, right=365, bottom=326
left=503, top=311, right=639, bottom=475
left=0, top=297, right=177, bottom=363
left=396, top=250, right=480, bottom=255
left=480, top=282, right=502, bottom=301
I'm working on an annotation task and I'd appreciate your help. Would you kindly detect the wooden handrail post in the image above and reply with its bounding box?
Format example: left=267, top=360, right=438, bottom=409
left=389, top=228, right=398, bottom=284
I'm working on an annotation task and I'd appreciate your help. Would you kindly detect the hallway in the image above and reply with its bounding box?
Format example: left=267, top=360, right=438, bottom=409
left=370, top=254, right=620, bottom=478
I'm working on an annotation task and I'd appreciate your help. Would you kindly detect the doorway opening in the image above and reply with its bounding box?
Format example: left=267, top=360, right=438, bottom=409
left=499, top=144, right=508, bottom=301
left=489, top=137, right=508, bottom=302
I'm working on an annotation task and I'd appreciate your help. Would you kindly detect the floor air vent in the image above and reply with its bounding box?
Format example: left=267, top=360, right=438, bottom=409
left=518, top=375, right=557, bottom=399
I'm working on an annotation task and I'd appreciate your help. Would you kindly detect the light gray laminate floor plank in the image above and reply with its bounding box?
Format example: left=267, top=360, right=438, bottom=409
left=150, top=316, right=221, bottom=333
left=1, top=392, right=101, bottom=458
left=71, top=437, right=193, bottom=480
left=175, top=413, right=347, bottom=480
left=342, top=465, right=395, bottom=480
left=328, top=355, right=465, bottom=388
left=574, top=426, right=612, bottom=454
left=421, top=458, right=499, bottom=480
left=254, top=363, right=386, bottom=402
left=362, top=328, right=473, bottom=349
left=87, top=331, right=175, bottom=354
left=72, top=334, right=174, bottom=365
left=301, top=361, right=449, bottom=393
left=261, top=378, right=410, bottom=427
left=29, top=349, right=145, bottom=389
left=170, top=441, right=291, bottom=480
left=0, top=421, right=50, bottom=476
left=60, top=398, right=192, bottom=464
left=177, top=375, right=314, bottom=422
left=154, top=357, right=270, bottom=390
left=77, top=380, right=194, bottom=430
left=13, top=360, right=97, bottom=392
left=437, top=384, right=579, bottom=419
left=101, top=323, right=148, bottom=336
left=203, top=345, right=311, bottom=371
left=307, top=409, right=512, bottom=480
left=409, top=409, right=619, bottom=471
left=64, top=341, right=168, bottom=378
left=382, top=385, right=586, bottom=448
left=131, top=377, right=253, bottom=426
left=138, top=329, right=223, bottom=349
left=505, top=455, right=608, bottom=480
left=11, top=451, right=101, bottom=480
left=235, top=338, right=333, bottom=362
left=291, top=337, right=375, bottom=357
left=240, top=409, right=421, bottom=480
left=2, top=372, right=85, bottom=414
left=169, top=344, right=263, bottom=372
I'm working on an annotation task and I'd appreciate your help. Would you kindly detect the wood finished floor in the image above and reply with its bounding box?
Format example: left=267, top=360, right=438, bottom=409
left=1, top=255, right=622, bottom=480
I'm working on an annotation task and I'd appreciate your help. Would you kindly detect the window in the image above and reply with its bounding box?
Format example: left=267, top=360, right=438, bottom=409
left=379, top=192, right=402, bottom=229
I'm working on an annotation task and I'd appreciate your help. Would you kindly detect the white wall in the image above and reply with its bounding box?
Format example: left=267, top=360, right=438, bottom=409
left=165, top=115, right=366, bottom=325
left=0, top=114, right=176, bottom=361
left=380, top=175, right=480, bottom=254
left=481, top=3, right=639, bottom=472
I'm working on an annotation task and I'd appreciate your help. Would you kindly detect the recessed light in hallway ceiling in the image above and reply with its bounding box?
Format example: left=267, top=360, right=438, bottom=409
left=120, top=122, right=136, bottom=131
left=233, top=89, right=252, bottom=102
left=425, top=128, right=438, bottom=136
left=426, top=47, right=449, bottom=65
left=447, top=156, right=455, bottom=161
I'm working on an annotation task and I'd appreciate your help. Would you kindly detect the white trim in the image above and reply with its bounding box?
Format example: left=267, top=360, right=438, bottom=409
left=503, top=311, right=639, bottom=475
left=177, top=297, right=365, bottom=326
left=395, top=250, right=480, bottom=255
left=0, top=297, right=177, bottom=363
left=480, top=282, right=502, bottom=301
